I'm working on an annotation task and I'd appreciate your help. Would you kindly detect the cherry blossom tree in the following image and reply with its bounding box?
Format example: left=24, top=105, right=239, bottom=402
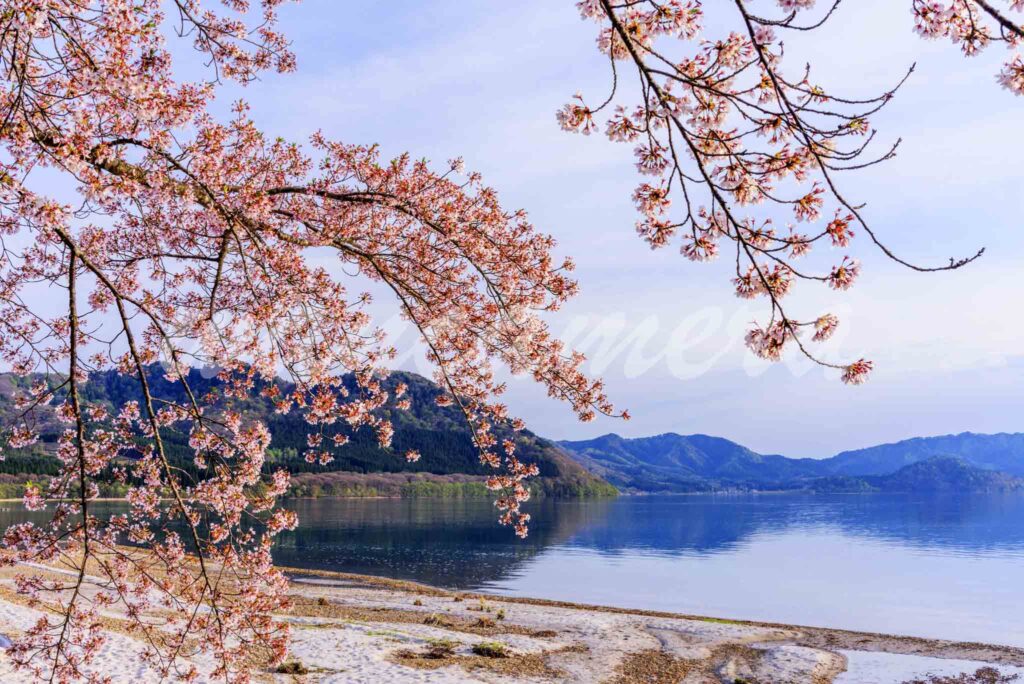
left=0, top=1, right=619, bottom=680
left=562, top=0, right=1005, bottom=383
left=0, top=0, right=1011, bottom=681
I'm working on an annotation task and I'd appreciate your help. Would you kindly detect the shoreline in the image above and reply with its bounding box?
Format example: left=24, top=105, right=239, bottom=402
left=278, top=564, right=1024, bottom=663
left=0, top=488, right=993, bottom=505
left=276, top=568, right=1024, bottom=683
left=0, top=562, right=1021, bottom=682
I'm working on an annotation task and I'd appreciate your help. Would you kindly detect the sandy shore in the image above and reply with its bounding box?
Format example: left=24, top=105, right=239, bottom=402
left=0, top=564, right=1021, bottom=683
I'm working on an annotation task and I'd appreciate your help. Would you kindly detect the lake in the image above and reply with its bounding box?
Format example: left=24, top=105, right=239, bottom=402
left=2, top=493, right=1022, bottom=647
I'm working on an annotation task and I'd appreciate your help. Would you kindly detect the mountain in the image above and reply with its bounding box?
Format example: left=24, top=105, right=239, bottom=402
left=0, top=368, right=616, bottom=498
left=821, top=433, right=1024, bottom=477
left=809, top=456, right=1024, bottom=493
left=7, top=367, right=1023, bottom=498
left=559, top=432, right=1024, bottom=493
left=559, top=433, right=824, bottom=493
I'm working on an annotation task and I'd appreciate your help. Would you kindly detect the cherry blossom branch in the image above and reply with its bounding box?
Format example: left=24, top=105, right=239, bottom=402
left=563, top=0, right=986, bottom=383
left=0, top=3, right=620, bottom=679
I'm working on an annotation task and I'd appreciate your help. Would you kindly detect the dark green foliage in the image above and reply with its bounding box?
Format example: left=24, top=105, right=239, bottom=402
left=0, top=451, right=62, bottom=476
left=0, top=366, right=616, bottom=499
left=0, top=473, right=130, bottom=500
left=77, top=367, right=574, bottom=479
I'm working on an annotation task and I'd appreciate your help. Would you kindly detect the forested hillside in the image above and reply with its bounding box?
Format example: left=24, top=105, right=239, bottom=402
left=0, top=368, right=615, bottom=499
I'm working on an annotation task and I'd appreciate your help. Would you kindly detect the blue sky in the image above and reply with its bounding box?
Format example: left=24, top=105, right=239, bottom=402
left=65, top=1, right=1018, bottom=458
left=213, top=0, right=1024, bottom=458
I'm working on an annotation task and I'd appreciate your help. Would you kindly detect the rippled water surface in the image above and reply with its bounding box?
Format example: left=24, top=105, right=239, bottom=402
left=3, top=493, right=1023, bottom=646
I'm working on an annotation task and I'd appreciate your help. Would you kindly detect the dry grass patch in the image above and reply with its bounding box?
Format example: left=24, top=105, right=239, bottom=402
left=604, top=649, right=695, bottom=684
left=531, top=629, right=559, bottom=638
left=392, top=642, right=583, bottom=680
left=285, top=594, right=537, bottom=637
left=471, top=640, right=509, bottom=658
left=902, top=668, right=1020, bottom=684
left=274, top=660, right=310, bottom=675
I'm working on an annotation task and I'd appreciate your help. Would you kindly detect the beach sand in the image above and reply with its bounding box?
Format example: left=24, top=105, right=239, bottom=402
left=0, top=564, right=1021, bottom=683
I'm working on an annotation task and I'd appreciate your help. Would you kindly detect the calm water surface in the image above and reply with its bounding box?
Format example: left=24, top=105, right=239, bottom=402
left=3, top=493, right=1022, bottom=646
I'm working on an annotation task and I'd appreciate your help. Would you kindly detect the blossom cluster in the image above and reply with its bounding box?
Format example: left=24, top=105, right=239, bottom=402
left=912, top=0, right=1024, bottom=95
left=562, top=0, right=983, bottom=383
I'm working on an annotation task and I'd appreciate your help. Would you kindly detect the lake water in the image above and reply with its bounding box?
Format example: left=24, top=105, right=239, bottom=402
left=2, top=493, right=1022, bottom=647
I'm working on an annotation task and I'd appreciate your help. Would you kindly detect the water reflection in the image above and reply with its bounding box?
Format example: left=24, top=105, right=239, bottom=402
left=3, top=493, right=1023, bottom=588
left=560, top=493, right=1024, bottom=559
left=270, top=498, right=602, bottom=587
left=3, top=493, right=1024, bottom=644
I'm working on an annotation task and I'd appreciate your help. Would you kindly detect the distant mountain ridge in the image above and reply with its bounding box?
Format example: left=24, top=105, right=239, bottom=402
left=559, top=431, right=1024, bottom=493
left=810, top=456, right=1024, bottom=493
left=821, top=433, right=1024, bottom=477
left=4, top=367, right=1022, bottom=497
left=560, top=433, right=819, bottom=493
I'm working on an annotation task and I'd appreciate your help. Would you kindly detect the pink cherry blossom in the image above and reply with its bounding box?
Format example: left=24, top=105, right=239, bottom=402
left=0, top=2, right=625, bottom=679
left=842, top=359, right=874, bottom=385
left=812, top=314, right=840, bottom=342
left=560, top=0, right=983, bottom=378
left=912, top=0, right=1024, bottom=95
